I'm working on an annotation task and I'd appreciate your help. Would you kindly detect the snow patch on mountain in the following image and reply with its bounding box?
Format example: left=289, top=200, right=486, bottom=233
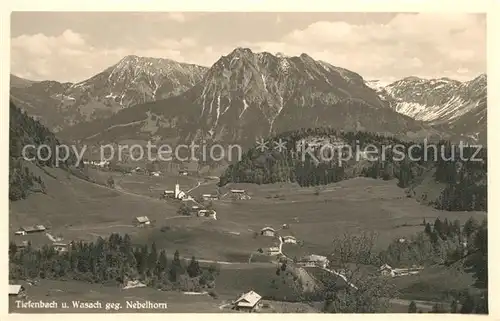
left=371, top=75, right=486, bottom=125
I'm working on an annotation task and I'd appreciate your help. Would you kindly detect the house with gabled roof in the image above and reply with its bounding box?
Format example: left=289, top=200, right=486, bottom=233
left=134, top=216, right=151, bottom=227
left=282, top=235, right=297, bottom=244
left=267, top=247, right=281, bottom=256
left=260, top=227, right=275, bottom=237
left=232, top=290, right=262, bottom=312
left=202, top=193, right=219, bottom=201
left=17, top=225, right=46, bottom=235
left=298, top=254, right=330, bottom=268
left=9, top=284, right=25, bottom=297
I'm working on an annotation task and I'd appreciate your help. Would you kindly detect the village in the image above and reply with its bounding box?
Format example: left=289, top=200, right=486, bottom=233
left=9, top=163, right=436, bottom=313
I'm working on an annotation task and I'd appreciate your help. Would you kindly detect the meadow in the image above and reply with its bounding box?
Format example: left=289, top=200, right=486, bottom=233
left=9, top=166, right=486, bottom=312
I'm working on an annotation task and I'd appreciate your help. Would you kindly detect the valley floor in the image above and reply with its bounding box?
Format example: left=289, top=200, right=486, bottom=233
left=9, top=167, right=486, bottom=313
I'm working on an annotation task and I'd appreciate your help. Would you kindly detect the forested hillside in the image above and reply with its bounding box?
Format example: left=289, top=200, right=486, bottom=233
left=9, top=100, right=79, bottom=201
left=219, top=127, right=487, bottom=212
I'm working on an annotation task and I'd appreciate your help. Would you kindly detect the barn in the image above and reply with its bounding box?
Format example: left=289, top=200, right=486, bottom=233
left=260, top=227, right=275, bottom=237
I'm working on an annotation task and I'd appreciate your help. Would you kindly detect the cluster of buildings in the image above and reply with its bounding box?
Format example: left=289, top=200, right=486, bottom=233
left=13, top=224, right=71, bottom=254
left=379, top=264, right=424, bottom=277
left=162, top=183, right=217, bottom=220
left=259, top=226, right=299, bottom=257
left=185, top=203, right=217, bottom=220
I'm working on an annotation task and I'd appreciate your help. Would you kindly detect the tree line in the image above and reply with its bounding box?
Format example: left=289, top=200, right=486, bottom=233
left=218, top=127, right=487, bottom=212
left=382, top=217, right=488, bottom=314
left=308, top=219, right=487, bottom=314
left=9, top=233, right=219, bottom=292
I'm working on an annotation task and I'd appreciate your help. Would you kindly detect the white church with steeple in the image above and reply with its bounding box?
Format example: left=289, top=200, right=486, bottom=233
left=164, top=182, right=187, bottom=200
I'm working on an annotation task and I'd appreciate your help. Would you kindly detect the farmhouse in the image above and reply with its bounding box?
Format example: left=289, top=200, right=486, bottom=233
left=52, top=243, right=69, bottom=253
left=88, top=160, right=110, bottom=168
left=232, top=290, right=262, bottom=312
left=298, top=254, right=329, bottom=268
left=135, top=216, right=151, bottom=227
left=123, top=280, right=147, bottom=290
left=202, top=194, right=219, bottom=201
left=267, top=247, right=281, bottom=256
left=379, top=264, right=424, bottom=277
left=17, top=225, right=46, bottom=235
left=9, top=284, right=25, bottom=297
left=260, top=227, right=276, bottom=237
left=379, top=264, right=394, bottom=277
left=282, top=235, right=297, bottom=244
left=197, top=209, right=217, bottom=220
left=230, top=189, right=251, bottom=200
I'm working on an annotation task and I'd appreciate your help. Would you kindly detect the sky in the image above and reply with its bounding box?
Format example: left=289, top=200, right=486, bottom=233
left=10, top=12, right=486, bottom=83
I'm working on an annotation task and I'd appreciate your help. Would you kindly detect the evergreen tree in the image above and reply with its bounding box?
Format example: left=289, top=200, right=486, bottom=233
left=464, top=219, right=487, bottom=289
left=460, top=293, right=475, bottom=314
left=463, top=217, right=479, bottom=239
left=434, top=218, right=443, bottom=238
left=156, top=250, right=168, bottom=275
left=107, top=176, right=115, bottom=188
left=187, top=256, right=201, bottom=278
left=169, top=250, right=184, bottom=282
left=450, top=300, right=458, bottom=313
left=408, top=301, right=417, bottom=313
left=424, top=223, right=432, bottom=235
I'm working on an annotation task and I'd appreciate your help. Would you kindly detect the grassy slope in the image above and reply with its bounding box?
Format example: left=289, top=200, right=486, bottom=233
left=389, top=262, right=477, bottom=302
left=10, top=167, right=486, bottom=309
left=9, top=164, right=179, bottom=242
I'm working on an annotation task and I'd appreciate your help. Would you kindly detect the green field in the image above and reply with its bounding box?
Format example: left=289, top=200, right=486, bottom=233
left=9, top=167, right=486, bottom=311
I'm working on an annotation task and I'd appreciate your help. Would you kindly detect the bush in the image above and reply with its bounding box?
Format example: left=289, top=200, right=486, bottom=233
left=208, top=290, right=219, bottom=299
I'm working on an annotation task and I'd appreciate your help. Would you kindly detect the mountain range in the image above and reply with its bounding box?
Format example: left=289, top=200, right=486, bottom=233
left=10, top=56, right=207, bottom=132
left=11, top=48, right=487, bottom=147
left=56, top=48, right=439, bottom=146
left=366, top=75, right=487, bottom=143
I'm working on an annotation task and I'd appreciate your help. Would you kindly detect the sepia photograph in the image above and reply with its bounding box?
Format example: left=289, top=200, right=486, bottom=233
left=7, top=10, right=488, bottom=314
